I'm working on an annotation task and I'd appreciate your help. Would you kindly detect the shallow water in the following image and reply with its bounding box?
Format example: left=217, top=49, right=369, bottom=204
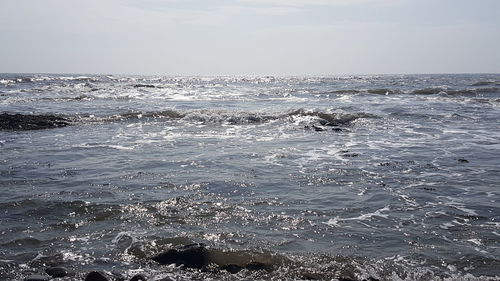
left=0, top=74, right=499, bottom=280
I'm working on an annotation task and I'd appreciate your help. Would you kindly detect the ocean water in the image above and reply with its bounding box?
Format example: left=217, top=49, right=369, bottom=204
left=0, top=74, right=499, bottom=280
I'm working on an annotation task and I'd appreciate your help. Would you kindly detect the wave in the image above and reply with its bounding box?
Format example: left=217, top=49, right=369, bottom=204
left=471, top=81, right=500, bottom=86
left=0, top=75, right=100, bottom=85
left=0, top=108, right=378, bottom=132
left=314, top=87, right=500, bottom=96
left=82, top=109, right=377, bottom=128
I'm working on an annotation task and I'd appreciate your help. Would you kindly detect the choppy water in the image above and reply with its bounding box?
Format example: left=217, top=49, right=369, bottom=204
left=1, top=74, right=499, bottom=280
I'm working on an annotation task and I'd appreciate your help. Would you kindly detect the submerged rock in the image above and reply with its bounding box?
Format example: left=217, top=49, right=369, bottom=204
left=245, top=261, right=271, bottom=271
left=45, top=266, right=70, bottom=278
left=85, top=271, right=109, bottom=281
left=130, top=274, right=147, bottom=281
left=152, top=243, right=209, bottom=269
left=220, top=264, right=243, bottom=274
left=0, top=113, right=70, bottom=130
left=220, top=261, right=273, bottom=274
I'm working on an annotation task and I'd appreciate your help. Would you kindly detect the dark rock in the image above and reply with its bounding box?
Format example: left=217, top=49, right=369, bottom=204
left=85, top=271, right=109, bottom=281
left=342, top=153, right=359, bottom=158
left=130, top=274, right=147, bottom=281
left=332, top=128, right=343, bottom=132
left=457, top=158, right=469, bottom=163
left=24, top=275, right=49, bottom=281
left=245, top=261, right=271, bottom=271
left=45, top=266, right=69, bottom=277
left=0, top=113, right=69, bottom=130
left=220, top=264, right=243, bottom=274
left=152, top=243, right=209, bottom=269
left=133, top=84, right=156, bottom=88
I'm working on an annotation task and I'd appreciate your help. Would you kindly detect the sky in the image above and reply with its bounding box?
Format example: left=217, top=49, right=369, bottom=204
left=1, top=0, right=499, bottom=75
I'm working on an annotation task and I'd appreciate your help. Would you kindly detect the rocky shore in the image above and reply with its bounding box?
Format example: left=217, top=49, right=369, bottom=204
left=20, top=244, right=382, bottom=281
left=0, top=113, right=70, bottom=130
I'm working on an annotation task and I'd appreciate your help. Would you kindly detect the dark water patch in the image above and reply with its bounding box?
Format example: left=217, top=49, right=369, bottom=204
left=411, top=87, right=444, bottom=95
left=1, top=237, right=43, bottom=247
left=315, top=89, right=361, bottom=95
left=0, top=113, right=70, bottom=130
left=367, top=88, right=402, bottom=95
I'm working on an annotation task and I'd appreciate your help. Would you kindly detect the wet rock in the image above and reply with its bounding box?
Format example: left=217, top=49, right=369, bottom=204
left=342, top=153, right=359, bottom=158
left=24, top=275, right=49, bottom=281
left=152, top=243, right=209, bottom=269
left=85, top=271, right=109, bottom=281
left=45, top=266, right=69, bottom=277
left=245, top=261, right=271, bottom=271
left=0, top=113, right=70, bottom=130
left=133, top=84, right=156, bottom=88
left=332, top=128, right=343, bottom=132
left=312, top=125, right=325, bottom=132
left=220, top=264, right=243, bottom=274
left=130, top=274, right=147, bottom=281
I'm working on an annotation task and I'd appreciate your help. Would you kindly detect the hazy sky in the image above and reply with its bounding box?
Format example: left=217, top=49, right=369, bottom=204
left=1, top=0, right=499, bottom=75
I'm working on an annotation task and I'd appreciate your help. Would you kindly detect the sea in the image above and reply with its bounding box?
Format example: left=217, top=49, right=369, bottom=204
left=0, top=73, right=499, bottom=281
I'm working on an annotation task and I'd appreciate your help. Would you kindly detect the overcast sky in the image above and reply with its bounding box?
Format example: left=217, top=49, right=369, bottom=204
left=1, top=0, right=499, bottom=75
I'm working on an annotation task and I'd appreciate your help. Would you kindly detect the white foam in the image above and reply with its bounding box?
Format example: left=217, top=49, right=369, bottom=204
left=324, top=206, right=391, bottom=227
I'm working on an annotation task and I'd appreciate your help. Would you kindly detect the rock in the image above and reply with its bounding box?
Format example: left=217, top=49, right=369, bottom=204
left=152, top=243, right=209, bottom=269
left=133, top=84, right=156, bottom=88
left=220, top=264, right=243, bottom=274
left=342, top=153, right=359, bottom=158
left=24, top=275, right=49, bottom=281
left=312, top=125, right=325, bottom=132
left=457, top=158, right=469, bottom=163
left=130, top=274, right=147, bottom=281
left=85, top=271, right=109, bottom=281
left=245, top=261, right=271, bottom=271
left=45, top=266, right=69, bottom=278
left=332, top=128, right=343, bottom=132
left=0, top=113, right=70, bottom=130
